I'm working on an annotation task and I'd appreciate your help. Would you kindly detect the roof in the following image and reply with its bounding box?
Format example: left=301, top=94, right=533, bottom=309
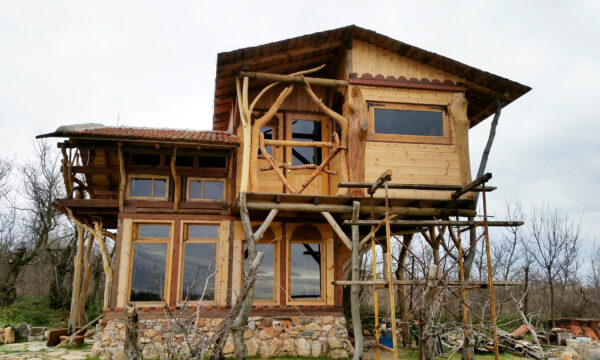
left=214, top=25, right=531, bottom=130
left=37, top=123, right=239, bottom=146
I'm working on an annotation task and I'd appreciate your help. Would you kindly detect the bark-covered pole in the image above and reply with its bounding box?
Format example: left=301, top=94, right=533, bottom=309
left=350, top=201, right=363, bottom=359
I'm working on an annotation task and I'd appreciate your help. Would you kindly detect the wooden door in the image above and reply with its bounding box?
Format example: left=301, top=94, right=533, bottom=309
left=285, top=113, right=330, bottom=195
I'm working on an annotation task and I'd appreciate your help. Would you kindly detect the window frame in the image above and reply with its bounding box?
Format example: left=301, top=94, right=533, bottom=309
left=127, top=174, right=170, bottom=200
left=177, top=221, right=221, bottom=305
left=185, top=177, right=226, bottom=202
left=286, top=225, right=326, bottom=306
left=127, top=221, right=173, bottom=305
left=367, top=102, right=451, bottom=145
left=285, top=113, right=328, bottom=166
left=242, top=235, right=280, bottom=305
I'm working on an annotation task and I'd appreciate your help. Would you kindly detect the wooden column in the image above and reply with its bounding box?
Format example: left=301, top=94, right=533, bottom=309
left=345, top=86, right=368, bottom=196
left=79, top=232, right=95, bottom=318
left=118, top=143, right=126, bottom=213
left=68, top=224, right=85, bottom=328
left=350, top=201, right=363, bottom=359
left=170, top=147, right=180, bottom=211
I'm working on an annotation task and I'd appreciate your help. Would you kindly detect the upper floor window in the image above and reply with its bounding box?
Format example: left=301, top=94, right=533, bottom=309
left=187, top=178, right=225, bottom=201
left=129, top=176, right=168, bottom=199
left=368, top=103, right=450, bottom=144
left=290, top=118, right=322, bottom=165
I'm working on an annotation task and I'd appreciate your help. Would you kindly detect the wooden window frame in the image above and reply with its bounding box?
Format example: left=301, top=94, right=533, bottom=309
left=286, top=226, right=326, bottom=306
left=185, top=177, right=226, bottom=202
left=242, top=238, right=280, bottom=306
left=367, top=102, right=451, bottom=145
left=285, top=113, right=329, bottom=166
left=177, top=221, right=221, bottom=306
left=127, top=174, right=170, bottom=200
left=127, top=221, right=173, bottom=306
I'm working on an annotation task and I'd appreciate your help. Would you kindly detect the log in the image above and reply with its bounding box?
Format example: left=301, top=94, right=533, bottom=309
left=452, top=173, right=492, bottom=199
left=350, top=201, right=363, bottom=359
left=57, top=313, right=103, bottom=348
left=333, top=280, right=521, bottom=286
left=297, top=132, right=340, bottom=194
left=254, top=209, right=278, bottom=241
left=263, top=139, right=335, bottom=148
left=236, top=77, right=251, bottom=193
left=79, top=232, right=94, bottom=318
left=245, top=201, right=477, bottom=217
left=260, top=163, right=336, bottom=175
left=259, top=133, right=296, bottom=194
left=239, top=71, right=348, bottom=87
left=369, top=169, right=392, bottom=195
left=321, top=212, right=352, bottom=250
left=338, top=182, right=496, bottom=192
left=170, top=147, right=180, bottom=211
left=68, top=225, right=85, bottom=328
left=118, top=144, right=126, bottom=213
left=344, top=220, right=524, bottom=227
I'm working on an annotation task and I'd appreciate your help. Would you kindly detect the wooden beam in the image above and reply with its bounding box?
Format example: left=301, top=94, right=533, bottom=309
left=170, top=147, right=180, bottom=211
left=452, top=173, right=493, bottom=199
left=344, top=220, right=524, bottom=227
left=321, top=212, right=352, bottom=250
left=350, top=200, right=363, bottom=359
left=117, top=144, right=126, bottom=213
left=333, top=280, right=521, bottom=286
left=263, top=139, right=335, bottom=148
left=260, top=163, right=336, bottom=175
left=253, top=209, right=279, bottom=241
left=339, top=182, right=496, bottom=192
left=245, top=201, right=477, bottom=217
left=369, top=170, right=392, bottom=195
left=239, top=71, right=348, bottom=88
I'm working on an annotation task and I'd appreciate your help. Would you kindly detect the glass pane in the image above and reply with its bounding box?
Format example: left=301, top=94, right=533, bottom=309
left=153, top=179, right=167, bottom=197
left=138, top=224, right=171, bottom=238
left=182, top=243, right=216, bottom=301
left=130, top=243, right=167, bottom=301
left=260, top=126, right=273, bottom=155
left=374, top=109, right=444, bottom=136
left=130, top=178, right=153, bottom=197
left=244, top=243, right=275, bottom=300
left=291, top=120, right=322, bottom=165
left=290, top=243, right=321, bottom=299
left=189, top=180, right=202, bottom=199
left=203, top=181, right=223, bottom=200
left=188, top=224, right=219, bottom=238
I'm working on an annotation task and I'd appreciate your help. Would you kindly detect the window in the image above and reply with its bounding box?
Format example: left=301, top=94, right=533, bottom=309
left=243, top=228, right=277, bottom=302
left=130, top=224, right=171, bottom=302
left=259, top=125, right=274, bottom=156
left=129, top=176, right=168, bottom=199
left=180, top=224, right=219, bottom=302
left=291, top=119, right=322, bottom=165
left=187, top=178, right=225, bottom=201
left=368, top=103, right=449, bottom=144
left=289, top=225, right=323, bottom=301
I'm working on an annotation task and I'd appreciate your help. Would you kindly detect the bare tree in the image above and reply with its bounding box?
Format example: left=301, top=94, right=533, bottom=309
left=524, top=204, right=582, bottom=327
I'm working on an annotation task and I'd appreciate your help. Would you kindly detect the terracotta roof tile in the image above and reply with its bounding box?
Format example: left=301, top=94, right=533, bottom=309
left=38, top=123, right=239, bottom=145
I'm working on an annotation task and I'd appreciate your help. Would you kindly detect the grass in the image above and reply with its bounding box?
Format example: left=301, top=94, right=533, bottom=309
left=0, top=296, right=68, bottom=328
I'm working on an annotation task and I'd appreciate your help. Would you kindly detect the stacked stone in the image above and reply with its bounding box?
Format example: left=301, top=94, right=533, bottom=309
left=92, top=315, right=353, bottom=359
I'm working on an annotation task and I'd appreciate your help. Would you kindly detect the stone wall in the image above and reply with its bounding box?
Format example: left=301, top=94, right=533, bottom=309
left=91, top=315, right=353, bottom=359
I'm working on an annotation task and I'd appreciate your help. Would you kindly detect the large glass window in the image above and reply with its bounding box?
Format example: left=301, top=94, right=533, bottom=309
left=181, top=224, right=219, bottom=302
left=291, top=119, right=322, bottom=165
left=289, top=225, right=323, bottom=300
left=130, top=177, right=168, bottom=199
left=130, top=224, right=171, bottom=302
left=187, top=178, right=224, bottom=201
left=244, top=242, right=275, bottom=301
left=374, top=108, right=444, bottom=136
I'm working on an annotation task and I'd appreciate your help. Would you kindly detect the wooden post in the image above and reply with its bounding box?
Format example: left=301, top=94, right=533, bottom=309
left=350, top=201, right=363, bottom=360
left=370, top=224, right=381, bottom=360
left=79, top=232, right=94, bottom=318
left=170, top=146, right=180, bottom=211
left=456, top=227, right=471, bottom=360
left=92, top=221, right=113, bottom=309
left=384, top=180, right=398, bottom=359
left=482, top=184, right=500, bottom=360
left=60, top=143, right=74, bottom=199
left=321, top=211, right=352, bottom=250
left=346, top=86, right=368, bottom=197
left=236, top=77, right=251, bottom=194
left=118, top=143, right=126, bottom=213
left=68, top=224, right=85, bottom=329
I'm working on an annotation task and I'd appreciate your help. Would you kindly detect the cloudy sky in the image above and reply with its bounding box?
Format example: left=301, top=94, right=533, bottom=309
left=1, top=1, right=598, bottom=245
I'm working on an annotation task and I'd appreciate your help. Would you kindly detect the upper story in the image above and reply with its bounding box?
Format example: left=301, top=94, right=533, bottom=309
left=214, top=25, right=530, bottom=200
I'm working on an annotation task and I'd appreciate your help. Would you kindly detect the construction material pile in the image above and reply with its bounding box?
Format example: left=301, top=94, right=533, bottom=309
left=441, top=329, right=547, bottom=360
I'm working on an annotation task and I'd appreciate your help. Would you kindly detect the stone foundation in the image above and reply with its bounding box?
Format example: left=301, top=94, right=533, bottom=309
left=91, top=315, right=352, bottom=359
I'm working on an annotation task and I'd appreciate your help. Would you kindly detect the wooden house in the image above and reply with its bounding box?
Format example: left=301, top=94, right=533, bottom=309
left=39, top=25, right=529, bottom=358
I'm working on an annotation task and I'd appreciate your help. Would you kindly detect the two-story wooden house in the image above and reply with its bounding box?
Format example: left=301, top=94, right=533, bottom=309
left=40, top=25, right=529, bottom=358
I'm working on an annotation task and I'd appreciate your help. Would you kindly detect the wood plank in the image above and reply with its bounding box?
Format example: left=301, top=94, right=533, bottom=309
left=321, top=212, right=352, bottom=250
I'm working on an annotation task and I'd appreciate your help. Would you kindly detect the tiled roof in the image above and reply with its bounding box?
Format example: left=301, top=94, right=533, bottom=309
left=37, top=123, right=239, bottom=145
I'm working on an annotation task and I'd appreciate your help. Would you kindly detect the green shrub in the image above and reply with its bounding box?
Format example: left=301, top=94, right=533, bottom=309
left=0, top=296, right=68, bottom=328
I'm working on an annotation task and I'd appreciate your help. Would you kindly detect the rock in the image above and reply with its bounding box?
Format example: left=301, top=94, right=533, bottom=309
left=305, top=322, right=321, bottom=331
left=329, top=348, right=350, bottom=359
left=296, top=337, right=312, bottom=356
left=146, top=328, right=158, bottom=338
left=142, top=345, right=159, bottom=359
left=243, top=329, right=254, bottom=339
left=344, top=339, right=355, bottom=354
left=299, top=317, right=312, bottom=325
left=211, top=318, right=223, bottom=327
left=280, top=338, right=297, bottom=356
left=248, top=320, right=256, bottom=330
left=560, top=352, right=574, bottom=360
left=248, top=316, right=263, bottom=322
left=29, top=326, right=46, bottom=336
left=196, top=318, right=205, bottom=328
left=1, top=327, right=15, bottom=344
left=259, top=339, right=280, bottom=358
left=301, top=330, right=314, bottom=338
left=322, top=316, right=335, bottom=325
left=322, top=324, right=333, bottom=332
left=222, top=339, right=234, bottom=354
left=328, top=336, right=344, bottom=349
left=312, top=339, right=328, bottom=357
left=16, top=323, right=30, bottom=338
left=245, top=338, right=259, bottom=357
left=259, top=328, right=274, bottom=339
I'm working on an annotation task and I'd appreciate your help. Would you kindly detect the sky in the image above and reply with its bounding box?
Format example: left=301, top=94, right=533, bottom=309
left=0, top=1, right=598, bottom=248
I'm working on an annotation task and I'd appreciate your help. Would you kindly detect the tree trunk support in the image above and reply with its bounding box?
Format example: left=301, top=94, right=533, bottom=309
left=482, top=183, right=500, bottom=360
left=350, top=201, right=363, bottom=360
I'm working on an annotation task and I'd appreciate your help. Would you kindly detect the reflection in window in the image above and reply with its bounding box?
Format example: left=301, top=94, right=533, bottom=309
left=259, top=126, right=274, bottom=156
left=130, top=243, right=167, bottom=301
left=290, top=243, right=321, bottom=299
left=182, top=243, right=216, bottom=301
left=244, top=243, right=275, bottom=300
left=188, top=224, right=219, bottom=238
left=374, top=109, right=444, bottom=136
left=291, top=120, right=322, bottom=165
left=188, top=179, right=224, bottom=201
left=138, top=224, right=171, bottom=238
left=130, top=177, right=167, bottom=198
